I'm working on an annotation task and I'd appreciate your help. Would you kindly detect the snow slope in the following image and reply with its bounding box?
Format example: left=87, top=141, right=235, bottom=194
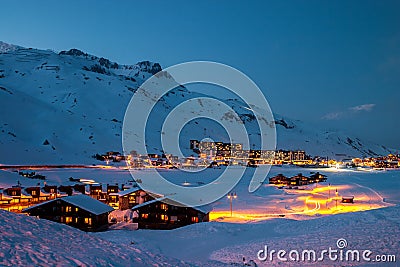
left=0, top=165, right=398, bottom=266
left=0, top=42, right=394, bottom=165
left=0, top=209, right=189, bottom=267
left=94, top=169, right=400, bottom=266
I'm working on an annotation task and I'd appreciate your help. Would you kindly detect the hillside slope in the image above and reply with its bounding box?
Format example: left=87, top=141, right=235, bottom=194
left=0, top=42, right=393, bottom=164
left=0, top=210, right=188, bottom=266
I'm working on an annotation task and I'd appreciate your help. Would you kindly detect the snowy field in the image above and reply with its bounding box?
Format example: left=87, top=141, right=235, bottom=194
left=0, top=166, right=399, bottom=266
left=95, top=167, right=400, bottom=266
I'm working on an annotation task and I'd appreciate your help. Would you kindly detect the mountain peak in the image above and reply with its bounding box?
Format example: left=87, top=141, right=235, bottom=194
left=59, top=48, right=88, bottom=57
left=136, top=61, right=162, bottom=75
left=0, top=41, right=21, bottom=53
left=59, top=48, right=162, bottom=75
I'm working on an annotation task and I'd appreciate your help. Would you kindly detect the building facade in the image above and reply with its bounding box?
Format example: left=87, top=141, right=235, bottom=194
left=23, top=195, right=114, bottom=232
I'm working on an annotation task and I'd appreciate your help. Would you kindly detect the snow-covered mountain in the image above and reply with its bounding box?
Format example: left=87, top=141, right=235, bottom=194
left=0, top=42, right=393, bottom=164
left=0, top=41, right=21, bottom=54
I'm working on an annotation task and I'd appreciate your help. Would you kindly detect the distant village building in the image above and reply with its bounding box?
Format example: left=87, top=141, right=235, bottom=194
left=268, top=174, right=289, bottom=185
left=23, top=195, right=114, bottom=231
left=25, top=186, right=52, bottom=203
left=89, top=184, right=107, bottom=201
left=190, top=139, right=200, bottom=150
left=309, top=172, right=328, bottom=183
left=342, top=196, right=354, bottom=203
left=269, top=172, right=327, bottom=186
left=132, top=197, right=210, bottom=229
left=58, top=184, right=86, bottom=196
left=215, top=142, right=232, bottom=157
left=108, top=187, right=154, bottom=210
left=43, top=185, right=58, bottom=195
left=191, top=140, right=245, bottom=159
left=249, top=149, right=262, bottom=159
left=1, top=181, right=162, bottom=214
left=0, top=187, right=32, bottom=212
left=274, top=150, right=306, bottom=162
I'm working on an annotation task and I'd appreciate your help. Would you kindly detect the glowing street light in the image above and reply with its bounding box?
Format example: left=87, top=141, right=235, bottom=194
left=227, top=192, right=237, bottom=217
left=335, top=188, right=339, bottom=209
left=328, top=183, right=331, bottom=199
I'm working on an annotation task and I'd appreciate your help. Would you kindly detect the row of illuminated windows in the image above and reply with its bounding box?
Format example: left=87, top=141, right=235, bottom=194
left=11, top=199, right=30, bottom=203
left=61, top=216, right=92, bottom=225
left=140, top=213, right=199, bottom=223
left=117, top=195, right=141, bottom=203
left=141, top=213, right=169, bottom=221
left=63, top=206, right=79, bottom=213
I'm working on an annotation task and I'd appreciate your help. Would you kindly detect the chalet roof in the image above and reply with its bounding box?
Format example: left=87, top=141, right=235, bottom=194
left=40, top=190, right=51, bottom=196
left=63, top=195, right=114, bottom=214
left=117, top=186, right=141, bottom=196
left=20, top=190, right=32, bottom=199
left=342, top=196, right=355, bottom=199
left=132, top=197, right=212, bottom=214
left=23, top=195, right=114, bottom=215
left=270, top=174, right=288, bottom=179
left=131, top=197, right=162, bottom=210
left=0, top=194, right=12, bottom=200
left=310, top=172, right=327, bottom=177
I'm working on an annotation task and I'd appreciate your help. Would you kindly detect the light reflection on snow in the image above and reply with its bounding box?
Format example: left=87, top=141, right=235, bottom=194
left=210, top=182, right=392, bottom=223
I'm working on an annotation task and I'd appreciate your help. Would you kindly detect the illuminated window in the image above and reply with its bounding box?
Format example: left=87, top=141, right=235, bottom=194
left=65, top=206, right=72, bottom=212
left=75, top=207, right=79, bottom=212
left=160, top=214, right=168, bottom=221
left=65, top=217, right=73, bottom=223
left=141, top=213, right=148, bottom=219
left=160, top=204, right=168, bottom=211
left=84, top=218, right=92, bottom=225
left=191, top=217, right=199, bottom=223
left=31, top=191, right=37, bottom=196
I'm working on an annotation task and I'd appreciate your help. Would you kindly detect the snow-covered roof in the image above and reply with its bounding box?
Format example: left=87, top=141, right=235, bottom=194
left=63, top=195, right=114, bottom=214
left=40, top=190, right=51, bottom=196
left=131, top=197, right=166, bottom=211
left=0, top=194, right=13, bottom=200
left=117, top=186, right=141, bottom=196
left=20, top=190, right=33, bottom=199
left=132, top=197, right=212, bottom=214
left=24, top=195, right=114, bottom=215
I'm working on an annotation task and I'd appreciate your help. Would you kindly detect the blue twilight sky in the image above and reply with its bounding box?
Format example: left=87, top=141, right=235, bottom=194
left=1, top=0, right=399, bottom=148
